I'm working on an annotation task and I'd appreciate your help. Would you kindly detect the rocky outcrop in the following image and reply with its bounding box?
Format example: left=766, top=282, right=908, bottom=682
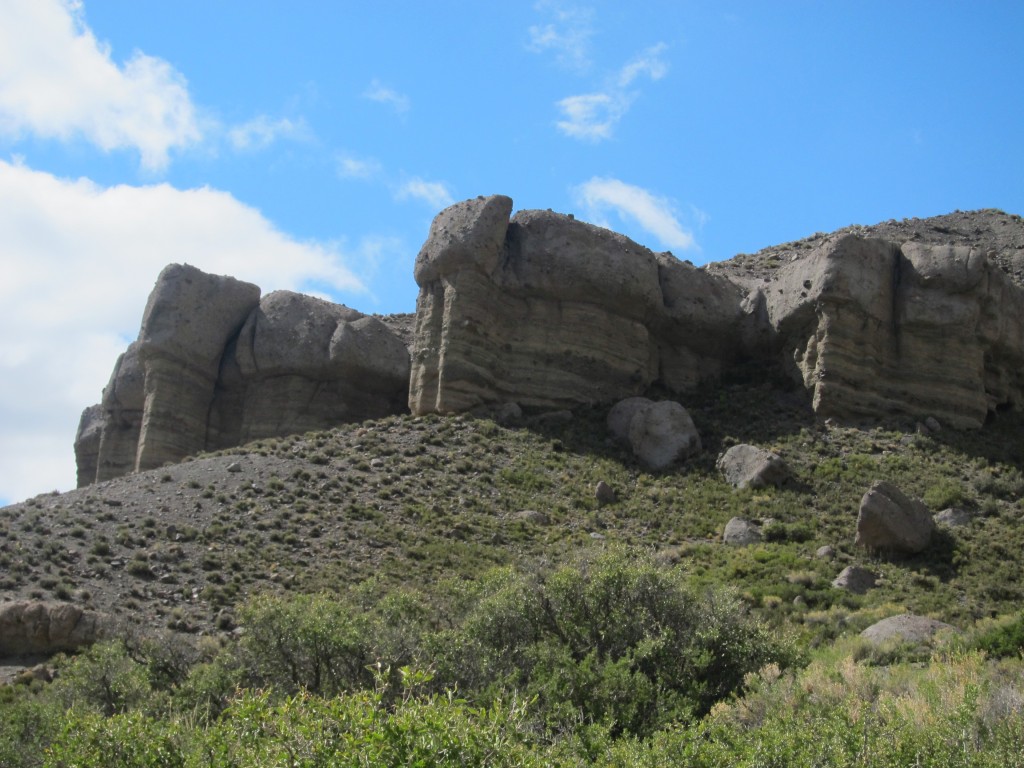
left=133, top=264, right=261, bottom=472
left=73, top=404, right=104, bottom=488
left=212, top=291, right=409, bottom=447
left=745, top=234, right=1024, bottom=428
left=76, top=265, right=410, bottom=486
left=409, top=195, right=744, bottom=415
left=0, top=601, right=102, bottom=656
left=855, top=481, right=935, bottom=554
left=410, top=198, right=1024, bottom=428
left=74, top=204, right=1024, bottom=486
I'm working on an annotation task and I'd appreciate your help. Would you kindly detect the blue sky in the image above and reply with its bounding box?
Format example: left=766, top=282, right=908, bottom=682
left=1, top=0, right=1022, bottom=504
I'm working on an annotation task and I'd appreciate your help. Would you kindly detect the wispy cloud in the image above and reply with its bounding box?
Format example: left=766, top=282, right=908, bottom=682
left=0, top=0, right=202, bottom=171
left=527, top=2, right=594, bottom=72
left=363, top=78, right=410, bottom=114
left=228, top=116, right=307, bottom=151
left=574, top=176, right=697, bottom=252
left=555, top=92, right=630, bottom=142
left=555, top=42, right=669, bottom=142
left=616, top=43, right=670, bottom=88
left=336, top=152, right=383, bottom=180
left=0, top=158, right=366, bottom=501
left=395, top=177, right=454, bottom=209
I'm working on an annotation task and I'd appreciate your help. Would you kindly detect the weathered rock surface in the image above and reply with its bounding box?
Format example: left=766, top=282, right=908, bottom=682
left=73, top=404, right=104, bottom=488
left=75, top=205, right=1024, bottom=487
left=832, top=565, right=877, bottom=594
left=134, top=264, right=261, bottom=472
left=740, top=233, right=1024, bottom=428
left=860, top=614, right=958, bottom=646
left=855, top=481, right=935, bottom=553
left=717, top=444, right=793, bottom=489
left=607, top=397, right=657, bottom=443
left=723, top=517, right=763, bottom=545
left=76, top=266, right=411, bottom=486
left=94, top=342, right=146, bottom=482
left=627, top=400, right=701, bottom=469
left=213, top=291, right=409, bottom=446
left=409, top=195, right=744, bottom=415
left=935, top=507, right=972, bottom=527
left=0, top=601, right=102, bottom=656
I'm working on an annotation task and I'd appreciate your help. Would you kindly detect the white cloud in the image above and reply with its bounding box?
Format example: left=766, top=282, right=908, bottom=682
left=396, top=177, right=454, bottom=209
left=336, top=152, right=383, bottom=180
left=228, top=115, right=307, bottom=151
left=616, top=43, right=669, bottom=88
left=555, top=92, right=629, bottom=141
left=0, top=158, right=367, bottom=504
left=527, top=2, right=594, bottom=72
left=574, top=176, right=697, bottom=252
left=363, top=79, right=410, bottom=114
left=0, top=0, right=202, bottom=171
left=554, top=42, right=669, bottom=142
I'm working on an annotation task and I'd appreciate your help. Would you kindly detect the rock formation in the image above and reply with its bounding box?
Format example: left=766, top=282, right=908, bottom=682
left=723, top=517, right=763, bottom=545
left=409, top=198, right=1024, bottom=429
left=0, top=601, right=102, bottom=656
left=74, top=202, right=1024, bottom=487
left=76, top=265, right=410, bottom=486
left=719, top=212, right=1024, bottom=428
left=831, top=565, right=877, bottom=595
left=408, top=195, right=744, bottom=415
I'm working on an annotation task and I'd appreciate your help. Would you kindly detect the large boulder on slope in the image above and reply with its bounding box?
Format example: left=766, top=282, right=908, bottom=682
left=855, top=481, right=935, bottom=554
left=860, top=614, right=958, bottom=646
left=627, top=400, right=702, bottom=470
left=717, top=444, right=793, bottom=489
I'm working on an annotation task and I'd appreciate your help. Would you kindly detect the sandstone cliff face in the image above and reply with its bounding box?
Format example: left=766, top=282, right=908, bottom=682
left=75, top=204, right=1024, bottom=486
left=77, top=265, right=410, bottom=486
left=748, top=234, right=1024, bottom=428
left=409, top=195, right=744, bottom=415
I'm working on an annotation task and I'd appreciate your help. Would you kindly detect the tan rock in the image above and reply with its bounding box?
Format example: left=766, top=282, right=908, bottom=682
left=0, top=601, right=102, bottom=656
left=855, top=481, right=935, bottom=553
left=409, top=196, right=740, bottom=415
left=756, top=235, right=1024, bottom=428
left=717, top=444, right=793, bottom=489
left=627, top=400, right=701, bottom=470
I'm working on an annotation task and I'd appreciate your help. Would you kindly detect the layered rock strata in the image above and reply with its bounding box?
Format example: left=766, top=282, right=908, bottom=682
left=748, top=235, right=1024, bottom=428
left=76, top=265, right=410, bottom=486
left=408, top=195, right=744, bottom=415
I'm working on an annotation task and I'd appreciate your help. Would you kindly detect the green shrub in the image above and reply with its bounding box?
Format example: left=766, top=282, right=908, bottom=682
left=974, top=613, right=1024, bottom=659
left=51, top=641, right=155, bottom=717
left=442, top=547, right=798, bottom=737
left=238, top=592, right=374, bottom=696
left=922, top=478, right=967, bottom=510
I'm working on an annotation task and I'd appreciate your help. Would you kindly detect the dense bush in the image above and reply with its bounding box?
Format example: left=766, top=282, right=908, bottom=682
left=43, top=686, right=544, bottom=768
left=973, top=612, right=1024, bottom=659
left=238, top=592, right=375, bottom=696
left=439, top=547, right=798, bottom=737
